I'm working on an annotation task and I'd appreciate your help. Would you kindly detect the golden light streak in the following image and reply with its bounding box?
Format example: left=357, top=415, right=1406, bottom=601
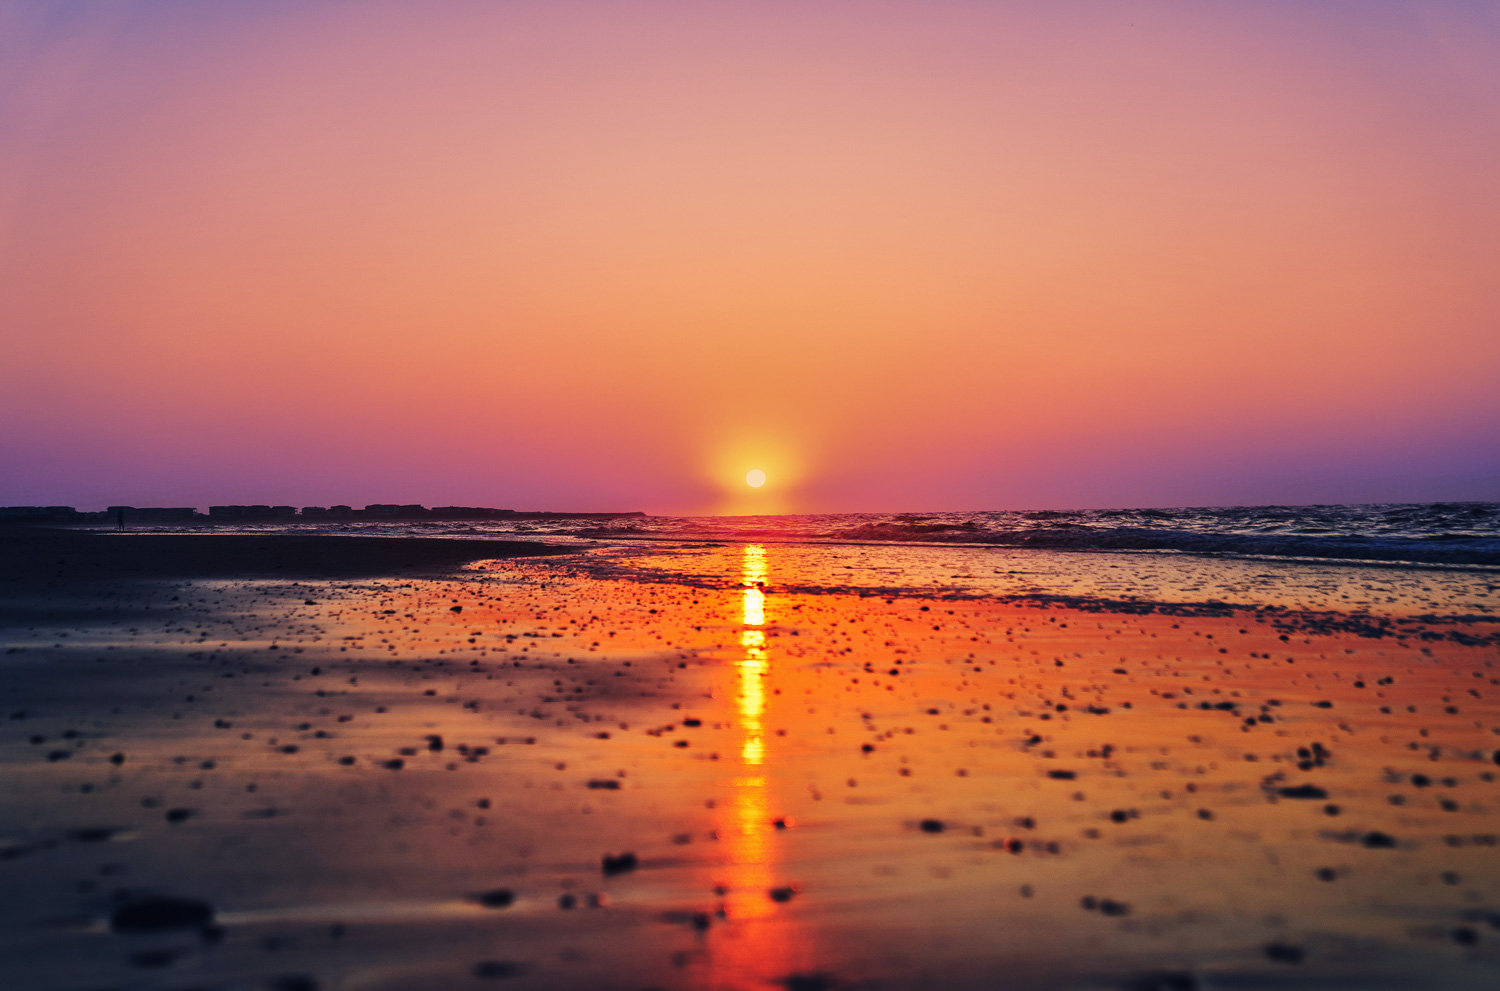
left=721, top=542, right=774, bottom=921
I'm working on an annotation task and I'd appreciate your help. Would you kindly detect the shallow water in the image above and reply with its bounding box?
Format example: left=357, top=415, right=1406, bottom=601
left=570, top=541, right=1500, bottom=618
left=1, top=542, right=1498, bottom=990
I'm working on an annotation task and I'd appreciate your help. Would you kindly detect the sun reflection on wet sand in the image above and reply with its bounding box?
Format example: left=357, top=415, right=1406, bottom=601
left=728, top=544, right=771, bottom=910
left=709, top=544, right=803, bottom=986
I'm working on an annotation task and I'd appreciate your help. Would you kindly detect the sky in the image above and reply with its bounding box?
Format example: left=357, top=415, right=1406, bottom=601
left=2, top=0, right=1499, bottom=515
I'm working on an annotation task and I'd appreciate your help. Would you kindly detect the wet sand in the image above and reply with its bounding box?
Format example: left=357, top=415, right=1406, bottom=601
left=1, top=532, right=1498, bottom=990
left=0, top=526, right=567, bottom=582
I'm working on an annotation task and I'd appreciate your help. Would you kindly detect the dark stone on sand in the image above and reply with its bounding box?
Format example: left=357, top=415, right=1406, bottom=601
left=1315, top=867, right=1337, bottom=881
left=1278, top=785, right=1328, bottom=800
left=1047, top=770, right=1076, bottom=780
left=1452, top=927, right=1478, bottom=946
left=919, top=818, right=945, bottom=833
left=382, top=759, right=404, bottom=770
left=270, top=976, right=319, bottom=991
left=769, top=886, right=798, bottom=903
left=602, top=852, right=638, bottom=875
left=477, top=889, right=515, bottom=908
left=164, top=808, right=194, bottom=824
left=778, top=974, right=834, bottom=991
left=110, top=896, right=214, bottom=933
left=67, top=827, right=118, bottom=842
left=110, top=753, right=125, bottom=765
left=1264, top=943, right=1305, bottom=964
left=1098, top=898, right=1130, bottom=916
left=128, top=948, right=179, bottom=968
left=587, top=779, right=620, bottom=789
left=1125, top=972, right=1197, bottom=991
left=1361, top=831, right=1397, bottom=848
left=474, top=960, right=526, bottom=979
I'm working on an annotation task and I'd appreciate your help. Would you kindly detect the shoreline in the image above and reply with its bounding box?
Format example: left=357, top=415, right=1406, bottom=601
left=34, top=522, right=1500, bottom=571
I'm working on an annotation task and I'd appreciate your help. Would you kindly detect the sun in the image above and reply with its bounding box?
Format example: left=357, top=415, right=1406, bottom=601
left=745, top=468, right=767, bottom=488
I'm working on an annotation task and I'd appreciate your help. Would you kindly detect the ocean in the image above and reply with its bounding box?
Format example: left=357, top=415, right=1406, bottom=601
left=115, top=502, right=1500, bottom=619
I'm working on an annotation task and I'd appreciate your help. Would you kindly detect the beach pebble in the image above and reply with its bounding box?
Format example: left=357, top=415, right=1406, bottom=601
left=602, top=852, right=638, bottom=875
left=270, top=977, right=319, bottom=991
left=110, top=896, right=214, bottom=933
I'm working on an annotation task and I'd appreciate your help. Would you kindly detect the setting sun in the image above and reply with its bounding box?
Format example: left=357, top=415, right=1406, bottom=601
left=745, top=469, right=767, bottom=488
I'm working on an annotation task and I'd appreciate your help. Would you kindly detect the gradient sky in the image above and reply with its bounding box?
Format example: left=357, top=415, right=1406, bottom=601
left=3, top=0, right=1498, bottom=514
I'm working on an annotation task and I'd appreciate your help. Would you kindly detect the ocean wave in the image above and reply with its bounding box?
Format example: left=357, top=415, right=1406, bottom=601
left=107, top=502, right=1500, bottom=567
left=815, top=523, right=1500, bottom=565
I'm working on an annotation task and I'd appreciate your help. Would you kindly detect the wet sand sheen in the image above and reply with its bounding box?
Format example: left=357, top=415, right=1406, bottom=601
left=1, top=533, right=1498, bottom=990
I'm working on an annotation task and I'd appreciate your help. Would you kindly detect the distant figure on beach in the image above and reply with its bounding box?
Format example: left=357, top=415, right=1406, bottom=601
left=116, top=510, right=125, bottom=531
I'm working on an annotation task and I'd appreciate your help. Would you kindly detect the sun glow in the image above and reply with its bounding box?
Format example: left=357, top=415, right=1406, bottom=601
left=704, top=435, right=803, bottom=513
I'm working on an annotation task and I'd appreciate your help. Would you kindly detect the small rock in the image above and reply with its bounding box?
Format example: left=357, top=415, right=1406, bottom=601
left=110, top=896, right=214, bottom=933
left=474, top=960, right=525, bottom=979
left=602, top=852, right=638, bottom=876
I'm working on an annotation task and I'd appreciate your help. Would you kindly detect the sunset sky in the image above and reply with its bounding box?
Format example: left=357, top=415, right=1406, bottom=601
left=3, top=1, right=1498, bottom=514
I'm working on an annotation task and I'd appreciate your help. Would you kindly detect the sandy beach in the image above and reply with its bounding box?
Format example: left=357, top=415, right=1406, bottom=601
left=2, top=527, right=1497, bottom=990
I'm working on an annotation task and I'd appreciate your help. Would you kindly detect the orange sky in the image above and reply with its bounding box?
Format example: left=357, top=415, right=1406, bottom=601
left=2, top=1, right=1498, bottom=512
